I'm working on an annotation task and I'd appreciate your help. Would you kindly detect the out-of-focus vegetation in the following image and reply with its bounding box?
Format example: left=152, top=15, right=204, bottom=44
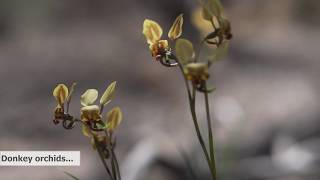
left=0, top=0, right=319, bottom=180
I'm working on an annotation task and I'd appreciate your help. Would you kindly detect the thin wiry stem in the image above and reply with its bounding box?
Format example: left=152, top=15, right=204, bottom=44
left=189, top=86, right=215, bottom=180
left=105, top=131, right=122, bottom=180
left=170, top=55, right=215, bottom=180
left=69, top=119, right=118, bottom=180
left=170, top=54, right=192, bottom=101
left=111, top=154, right=117, bottom=180
left=161, top=53, right=217, bottom=179
left=93, top=136, right=115, bottom=180
left=111, top=147, right=122, bottom=180
left=105, top=131, right=116, bottom=180
left=204, top=82, right=217, bottom=179
left=99, top=104, right=104, bottom=115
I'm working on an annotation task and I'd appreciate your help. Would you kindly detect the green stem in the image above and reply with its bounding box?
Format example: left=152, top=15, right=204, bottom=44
left=111, top=147, right=122, bottom=180
left=111, top=153, right=117, bottom=180
left=204, top=82, right=217, bottom=179
left=106, top=132, right=117, bottom=180
left=93, top=136, right=115, bottom=180
left=175, top=59, right=214, bottom=180
left=105, top=131, right=122, bottom=180
left=67, top=118, right=120, bottom=180
left=177, top=61, right=192, bottom=101
left=189, top=87, right=215, bottom=180
left=170, top=54, right=216, bottom=180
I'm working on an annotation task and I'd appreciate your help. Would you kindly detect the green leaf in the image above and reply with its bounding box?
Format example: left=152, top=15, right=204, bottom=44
left=100, top=81, right=117, bottom=106
left=80, top=89, right=98, bottom=106
left=63, top=171, right=80, bottom=180
left=175, top=38, right=194, bottom=65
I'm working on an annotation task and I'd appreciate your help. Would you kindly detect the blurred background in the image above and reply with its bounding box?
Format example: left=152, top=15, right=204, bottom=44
left=0, top=0, right=319, bottom=179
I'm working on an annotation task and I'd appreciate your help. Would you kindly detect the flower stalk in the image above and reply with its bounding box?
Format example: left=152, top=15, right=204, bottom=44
left=142, top=0, right=232, bottom=179
left=52, top=82, right=123, bottom=180
left=175, top=56, right=217, bottom=180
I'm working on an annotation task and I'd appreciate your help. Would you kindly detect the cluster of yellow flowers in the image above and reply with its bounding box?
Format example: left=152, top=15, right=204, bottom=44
left=50, top=1, right=232, bottom=179
left=52, top=82, right=122, bottom=149
left=142, top=2, right=232, bottom=179
left=142, top=0, right=232, bottom=90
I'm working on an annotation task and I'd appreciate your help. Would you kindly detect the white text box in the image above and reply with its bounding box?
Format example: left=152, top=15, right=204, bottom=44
left=0, top=151, right=80, bottom=166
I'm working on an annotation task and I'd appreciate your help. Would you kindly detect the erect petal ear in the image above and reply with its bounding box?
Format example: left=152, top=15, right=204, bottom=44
left=100, top=81, right=116, bottom=106
left=203, top=0, right=224, bottom=18
left=168, top=14, right=184, bottom=40
left=143, top=19, right=163, bottom=44
left=53, top=84, right=69, bottom=106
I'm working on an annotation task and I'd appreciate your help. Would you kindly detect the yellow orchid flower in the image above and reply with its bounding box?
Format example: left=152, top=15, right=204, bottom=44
left=53, top=84, right=69, bottom=123
left=184, top=63, right=209, bottom=84
left=80, top=105, right=102, bottom=122
left=143, top=14, right=184, bottom=59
